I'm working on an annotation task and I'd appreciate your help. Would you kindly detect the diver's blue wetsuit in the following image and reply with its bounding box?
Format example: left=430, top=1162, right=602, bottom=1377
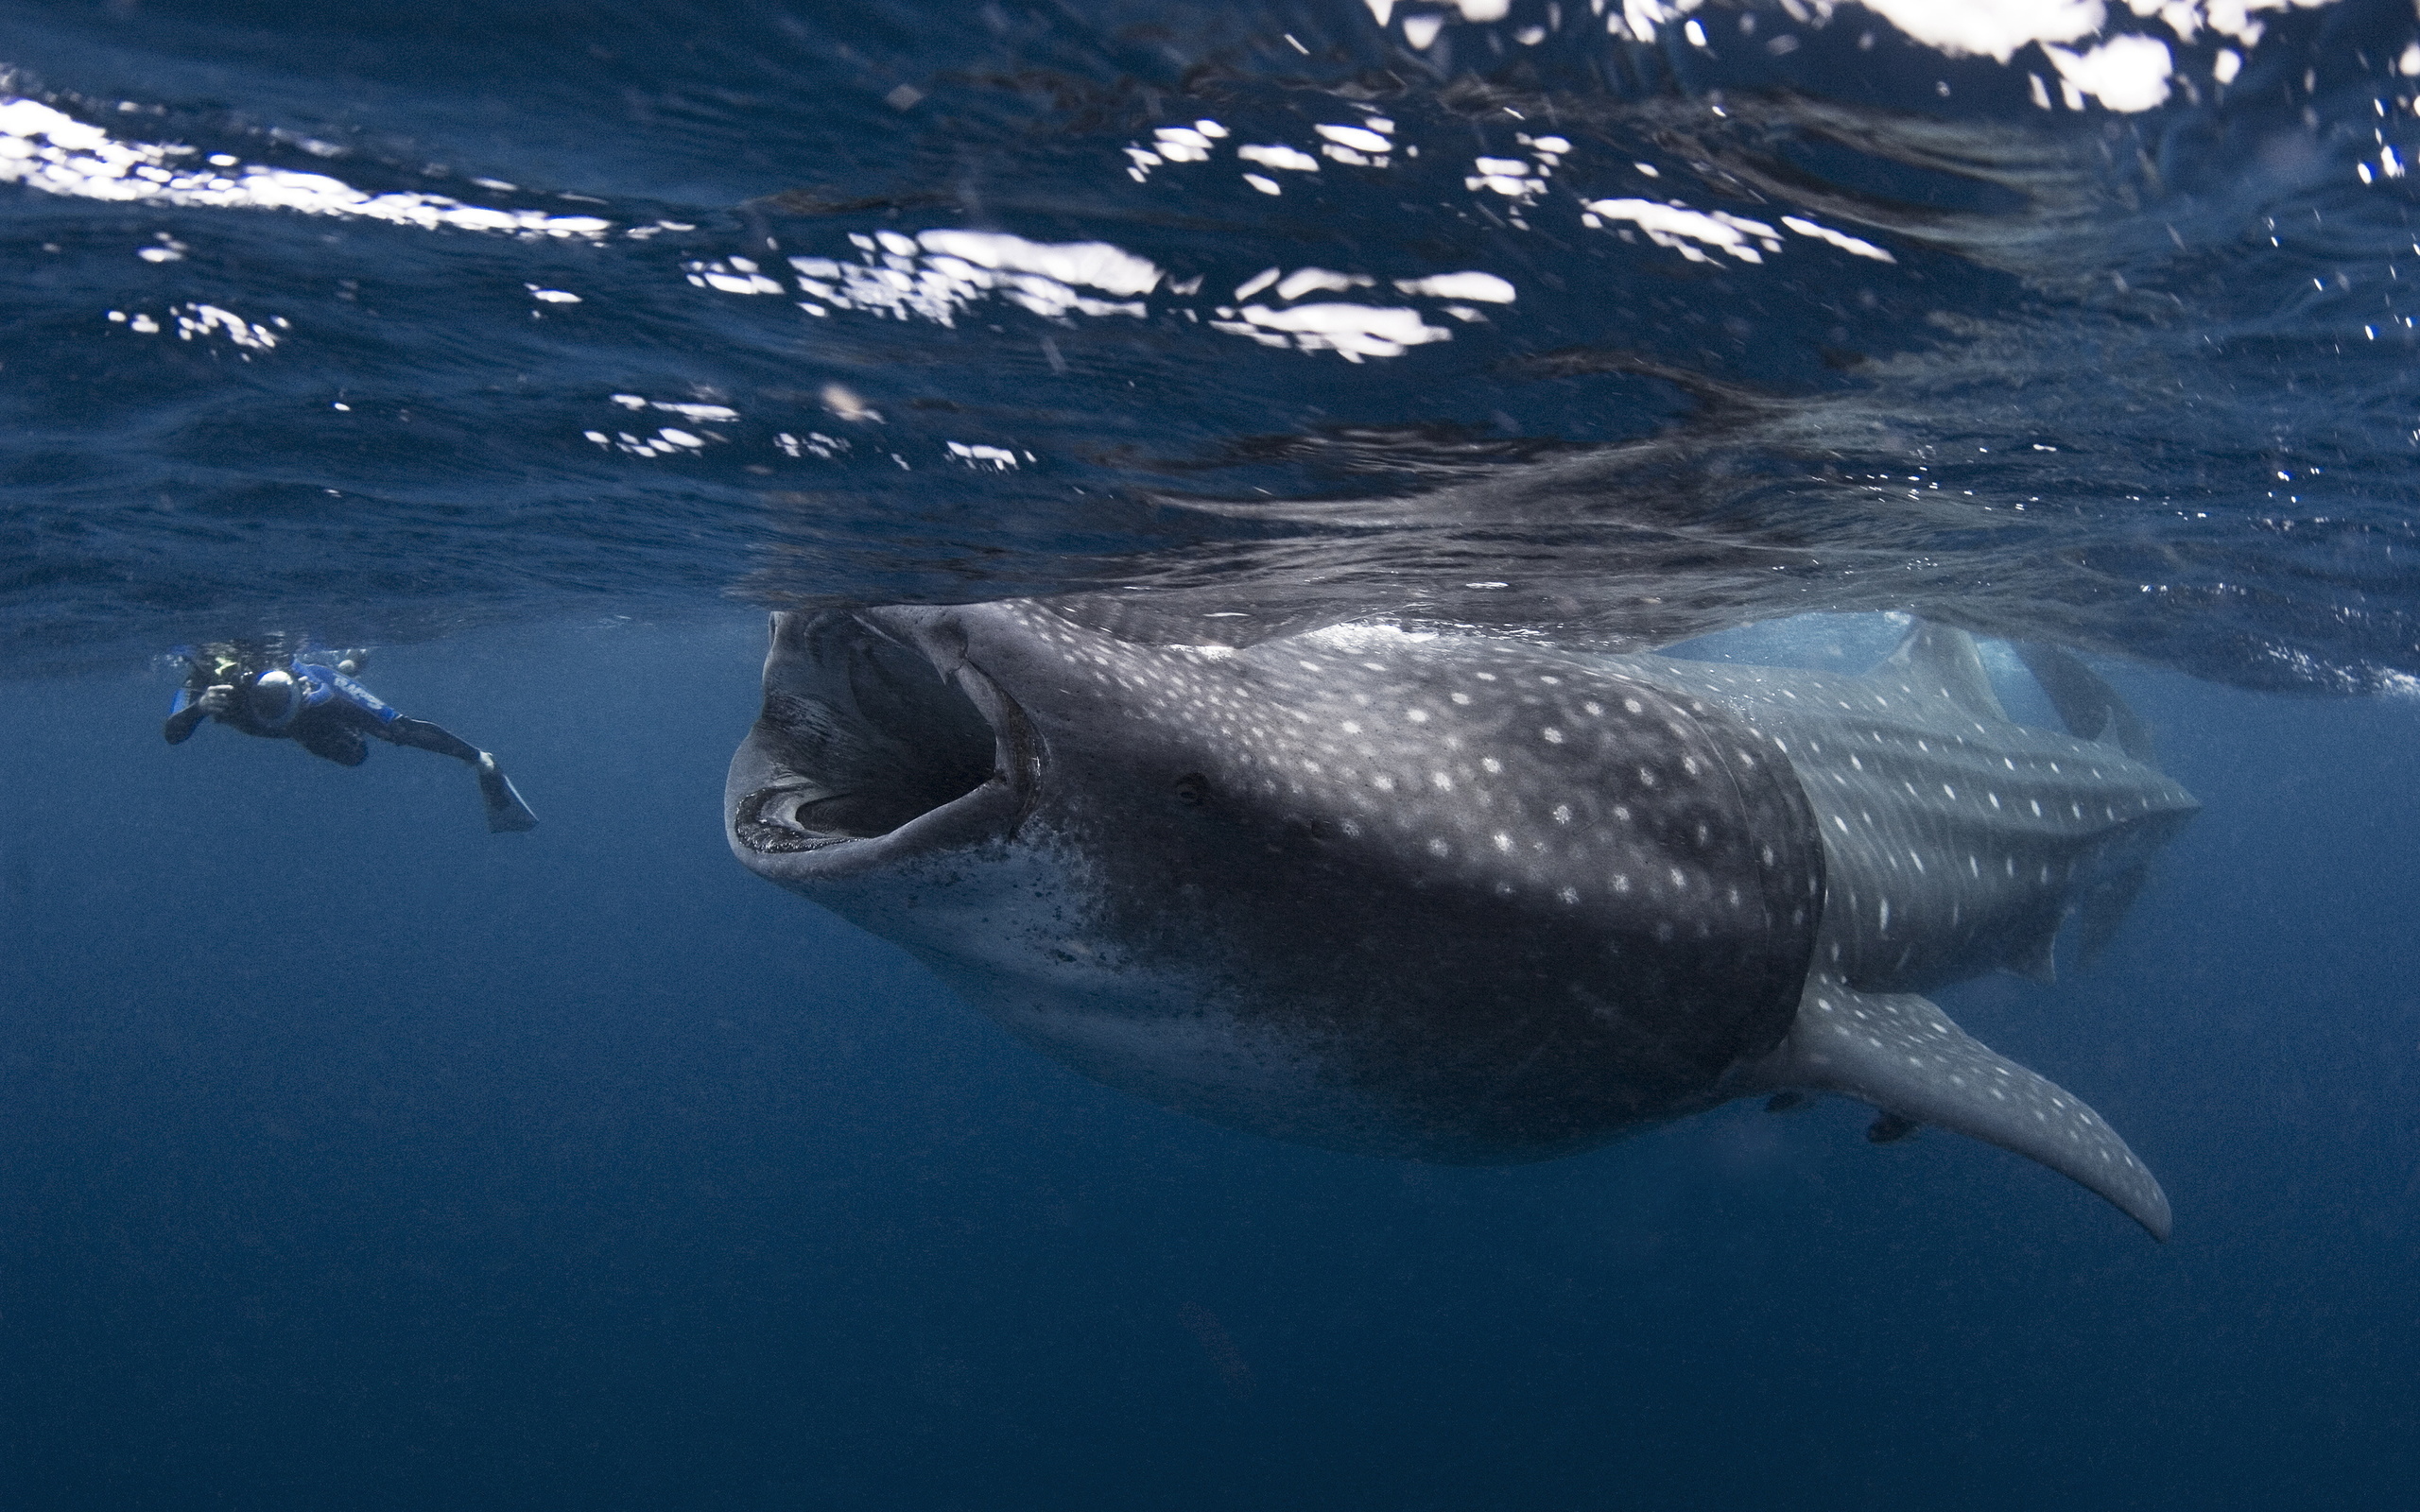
left=164, top=646, right=538, bottom=833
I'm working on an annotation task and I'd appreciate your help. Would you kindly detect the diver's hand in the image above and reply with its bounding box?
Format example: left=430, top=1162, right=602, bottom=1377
left=196, top=684, right=235, bottom=715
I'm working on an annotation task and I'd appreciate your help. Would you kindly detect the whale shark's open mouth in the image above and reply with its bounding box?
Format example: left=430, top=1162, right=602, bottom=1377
left=729, top=610, right=1031, bottom=863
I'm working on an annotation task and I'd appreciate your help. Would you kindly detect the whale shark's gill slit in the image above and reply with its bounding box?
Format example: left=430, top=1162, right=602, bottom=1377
left=738, top=612, right=999, bottom=849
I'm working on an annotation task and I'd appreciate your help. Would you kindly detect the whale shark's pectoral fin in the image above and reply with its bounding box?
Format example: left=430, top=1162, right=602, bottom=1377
left=1745, top=977, right=2170, bottom=1239
left=1876, top=622, right=2008, bottom=725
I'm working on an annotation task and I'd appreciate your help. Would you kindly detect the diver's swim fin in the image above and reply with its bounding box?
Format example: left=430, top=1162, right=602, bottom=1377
left=475, top=752, right=539, bottom=833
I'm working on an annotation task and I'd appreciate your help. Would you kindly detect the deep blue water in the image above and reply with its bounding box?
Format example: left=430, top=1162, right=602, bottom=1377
left=5, top=1, right=2420, bottom=1506
left=6, top=624, right=2419, bottom=1508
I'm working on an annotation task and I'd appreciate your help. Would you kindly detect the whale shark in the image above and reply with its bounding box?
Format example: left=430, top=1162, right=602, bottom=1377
left=726, top=603, right=2197, bottom=1237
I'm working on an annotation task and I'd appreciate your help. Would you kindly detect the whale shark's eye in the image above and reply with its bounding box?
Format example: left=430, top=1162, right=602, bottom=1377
left=1172, top=772, right=1211, bottom=807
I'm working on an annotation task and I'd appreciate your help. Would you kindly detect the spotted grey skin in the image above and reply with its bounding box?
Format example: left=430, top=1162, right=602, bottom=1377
left=1610, top=627, right=2201, bottom=997
left=728, top=604, right=2193, bottom=1237
left=730, top=602, right=1824, bottom=1162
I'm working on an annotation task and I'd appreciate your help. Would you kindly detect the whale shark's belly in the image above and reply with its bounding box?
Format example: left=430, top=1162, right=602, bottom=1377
left=799, top=834, right=1789, bottom=1164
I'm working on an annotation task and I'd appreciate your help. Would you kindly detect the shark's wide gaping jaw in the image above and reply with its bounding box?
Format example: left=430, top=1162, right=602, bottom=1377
left=727, top=609, right=1040, bottom=886
left=727, top=604, right=2191, bottom=1238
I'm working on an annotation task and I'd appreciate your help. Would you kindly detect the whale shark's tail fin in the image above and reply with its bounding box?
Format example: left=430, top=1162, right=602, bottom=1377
left=1747, top=975, right=2171, bottom=1239
left=2014, top=643, right=2158, bottom=765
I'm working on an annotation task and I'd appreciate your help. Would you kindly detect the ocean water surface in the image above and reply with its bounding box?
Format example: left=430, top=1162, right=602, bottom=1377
left=2, top=0, right=2418, bottom=1506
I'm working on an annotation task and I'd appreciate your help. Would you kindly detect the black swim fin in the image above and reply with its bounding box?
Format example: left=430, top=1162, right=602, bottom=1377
left=475, top=752, right=539, bottom=833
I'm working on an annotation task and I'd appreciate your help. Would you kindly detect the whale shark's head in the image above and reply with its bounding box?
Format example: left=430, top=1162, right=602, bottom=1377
left=727, top=602, right=1825, bottom=1161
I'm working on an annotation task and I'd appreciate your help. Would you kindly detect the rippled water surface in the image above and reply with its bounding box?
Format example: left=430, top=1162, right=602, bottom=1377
left=3, top=0, right=2418, bottom=680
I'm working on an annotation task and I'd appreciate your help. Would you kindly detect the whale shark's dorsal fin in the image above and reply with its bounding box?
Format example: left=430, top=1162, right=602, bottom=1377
left=1876, top=622, right=2008, bottom=726
left=2013, top=643, right=2158, bottom=765
left=1747, top=976, right=2171, bottom=1239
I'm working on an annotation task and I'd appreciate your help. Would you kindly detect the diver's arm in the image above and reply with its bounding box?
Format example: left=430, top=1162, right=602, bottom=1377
left=163, top=685, right=233, bottom=744
left=164, top=704, right=208, bottom=744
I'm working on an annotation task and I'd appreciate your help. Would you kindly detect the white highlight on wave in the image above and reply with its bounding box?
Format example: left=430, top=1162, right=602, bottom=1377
left=1376, top=0, right=2333, bottom=112
left=1127, top=112, right=1409, bottom=197
left=1126, top=119, right=1229, bottom=180
left=1237, top=143, right=1320, bottom=174
left=776, top=432, right=848, bottom=460
left=1315, top=121, right=1393, bottom=167
left=1465, top=133, right=1564, bottom=209
left=1582, top=199, right=1786, bottom=264
left=685, top=257, right=786, bottom=295
left=1201, top=265, right=1514, bottom=358
left=773, top=229, right=1160, bottom=327
left=2042, top=33, right=2176, bottom=112
left=583, top=425, right=713, bottom=457
left=612, top=393, right=737, bottom=421
left=1857, top=0, right=2108, bottom=61
left=1208, top=302, right=1450, bottom=362
left=1864, top=0, right=2330, bottom=59
left=1275, top=267, right=1373, bottom=300
left=585, top=393, right=742, bottom=455
left=947, top=441, right=1027, bottom=470
left=1778, top=216, right=1898, bottom=264
left=1583, top=198, right=1902, bottom=267
left=683, top=224, right=1511, bottom=364
left=0, top=96, right=614, bottom=238
left=108, top=302, right=285, bottom=350
left=916, top=231, right=1161, bottom=297
left=1392, top=271, right=1518, bottom=301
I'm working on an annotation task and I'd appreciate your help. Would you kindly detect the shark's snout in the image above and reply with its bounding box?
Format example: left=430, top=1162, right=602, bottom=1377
left=726, top=610, right=1035, bottom=880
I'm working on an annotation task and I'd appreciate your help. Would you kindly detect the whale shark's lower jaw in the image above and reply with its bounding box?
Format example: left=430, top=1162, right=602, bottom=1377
left=728, top=783, right=854, bottom=854
left=726, top=609, right=1038, bottom=884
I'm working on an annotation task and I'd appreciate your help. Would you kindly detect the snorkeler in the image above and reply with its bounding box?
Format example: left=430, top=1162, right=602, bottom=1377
left=164, top=642, right=539, bottom=833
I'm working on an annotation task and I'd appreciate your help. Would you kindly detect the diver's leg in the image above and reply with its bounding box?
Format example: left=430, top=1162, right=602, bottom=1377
left=375, top=716, right=483, bottom=763
left=368, top=715, right=536, bottom=832
left=293, top=719, right=371, bottom=766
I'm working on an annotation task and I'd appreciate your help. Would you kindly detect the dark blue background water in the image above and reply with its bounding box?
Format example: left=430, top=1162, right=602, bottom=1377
left=7, top=0, right=2420, bottom=1504
left=2, top=624, right=2415, bottom=1508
